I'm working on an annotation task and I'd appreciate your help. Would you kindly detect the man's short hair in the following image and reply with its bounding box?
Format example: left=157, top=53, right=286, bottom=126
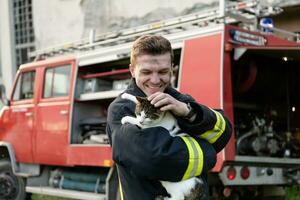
left=130, top=35, right=174, bottom=65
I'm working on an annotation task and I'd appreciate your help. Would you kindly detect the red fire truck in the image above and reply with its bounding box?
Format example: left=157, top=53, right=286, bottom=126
left=1, top=1, right=300, bottom=199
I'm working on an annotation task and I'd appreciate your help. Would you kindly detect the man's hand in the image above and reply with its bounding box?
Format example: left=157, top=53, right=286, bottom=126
left=147, top=92, right=189, bottom=117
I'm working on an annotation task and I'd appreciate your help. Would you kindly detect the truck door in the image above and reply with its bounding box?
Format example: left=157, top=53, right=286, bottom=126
left=35, top=63, right=73, bottom=165
left=8, top=70, right=36, bottom=163
left=180, top=30, right=223, bottom=108
left=180, top=29, right=225, bottom=171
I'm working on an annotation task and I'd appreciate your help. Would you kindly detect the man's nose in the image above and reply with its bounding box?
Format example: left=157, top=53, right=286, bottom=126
left=150, top=74, right=160, bottom=84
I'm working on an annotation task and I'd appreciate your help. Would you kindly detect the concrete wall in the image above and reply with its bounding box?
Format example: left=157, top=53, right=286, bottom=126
left=33, top=0, right=84, bottom=49
left=31, top=0, right=300, bottom=50
left=0, top=0, right=17, bottom=92
left=33, top=0, right=218, bottom=49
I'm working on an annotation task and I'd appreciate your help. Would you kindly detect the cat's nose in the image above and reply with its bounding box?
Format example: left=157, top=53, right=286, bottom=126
left=139, top=116, right=146, bottom=124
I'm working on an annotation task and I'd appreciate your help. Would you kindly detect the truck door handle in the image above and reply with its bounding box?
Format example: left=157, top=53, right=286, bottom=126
left=60, top=110, right=68, bottom=115
left=25, top=112, right=33, bottom=117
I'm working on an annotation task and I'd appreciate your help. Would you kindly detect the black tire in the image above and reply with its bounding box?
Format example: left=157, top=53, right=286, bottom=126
left=0, top=160, right=26, bottom=200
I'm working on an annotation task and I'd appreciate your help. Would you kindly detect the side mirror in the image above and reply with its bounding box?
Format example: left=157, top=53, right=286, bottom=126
left=0, top=84, right=9, bottom=106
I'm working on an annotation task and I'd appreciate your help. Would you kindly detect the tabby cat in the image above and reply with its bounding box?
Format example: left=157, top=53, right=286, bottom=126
left=121, top=93, right=204, bottom=200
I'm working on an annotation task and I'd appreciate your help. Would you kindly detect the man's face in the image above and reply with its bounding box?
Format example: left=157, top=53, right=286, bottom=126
left=130, top=53, right=172, bottom=96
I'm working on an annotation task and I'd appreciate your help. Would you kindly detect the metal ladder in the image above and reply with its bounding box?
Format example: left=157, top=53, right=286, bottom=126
left=28, top=0, right=279, bottom=59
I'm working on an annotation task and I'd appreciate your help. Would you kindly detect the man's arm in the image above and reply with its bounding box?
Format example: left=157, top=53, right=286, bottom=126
left=106, top=98, right=217, bottom=182
left=177, top=102, right=232, bottom=152
left=147, top=90, right=232, bottom=153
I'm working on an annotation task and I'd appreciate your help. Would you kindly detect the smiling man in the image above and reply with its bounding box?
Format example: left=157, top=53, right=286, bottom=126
left=106, top=35, right=232, bottom=200
left=131, top=53, right=171, bottom=96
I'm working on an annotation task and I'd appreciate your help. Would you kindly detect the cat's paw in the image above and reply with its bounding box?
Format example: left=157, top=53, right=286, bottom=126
left=121, top=93, right=129, bottom=99
left=121, top=93, right=138, bottom=103
left=121, top=116, right=130, bottom=124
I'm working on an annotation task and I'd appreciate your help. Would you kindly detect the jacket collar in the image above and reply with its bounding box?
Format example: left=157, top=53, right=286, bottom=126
left=125, top=78, right=146, bottom=97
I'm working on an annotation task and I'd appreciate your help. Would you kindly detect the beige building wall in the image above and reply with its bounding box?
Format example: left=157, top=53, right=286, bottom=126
left=33, top=0, right=84, bottom=49
left=32, top=0, right=300, bottom=50
left=33, top=0, right=218, bottom=49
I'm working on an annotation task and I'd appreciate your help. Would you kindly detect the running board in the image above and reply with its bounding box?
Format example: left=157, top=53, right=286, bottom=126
left=26, top=186, right=106, bottom=200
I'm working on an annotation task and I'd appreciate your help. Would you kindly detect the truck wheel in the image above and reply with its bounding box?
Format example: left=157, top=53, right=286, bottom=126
left=0, top=160, right=26, bottom=200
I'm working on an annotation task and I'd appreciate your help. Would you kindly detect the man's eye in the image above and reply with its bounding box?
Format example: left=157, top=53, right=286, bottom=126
left=141, top=71, right=151, bottom=75
left=160, top=71, right=169, bottom=75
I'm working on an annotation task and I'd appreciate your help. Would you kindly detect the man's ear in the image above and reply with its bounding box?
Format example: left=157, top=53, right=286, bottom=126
left=129, top=64, right=135, bottom=78
left=170, top=64, right=174, bottom=76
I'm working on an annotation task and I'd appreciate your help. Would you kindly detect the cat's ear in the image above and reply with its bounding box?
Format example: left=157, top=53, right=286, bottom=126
left=136, top=96, right=148, bottom=103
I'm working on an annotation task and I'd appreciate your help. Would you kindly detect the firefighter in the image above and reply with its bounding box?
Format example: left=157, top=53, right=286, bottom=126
left=106, top=35, right=232, bottom=200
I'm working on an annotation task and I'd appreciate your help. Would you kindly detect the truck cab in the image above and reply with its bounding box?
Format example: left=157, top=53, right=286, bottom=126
left=2, top=57, right=75, bottom=165
left=0, top=56, right=115, bottom=200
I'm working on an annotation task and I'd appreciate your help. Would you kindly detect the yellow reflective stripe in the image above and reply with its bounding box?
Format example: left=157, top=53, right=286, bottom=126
left=200, top=110, right=225, bottom=144
left=193, top=137, right=203, bottom=176
left=180, top=136, right=204, bottom=180
left=180, top=136, right=194, bottom=180
left=207, top=110, right=225, bottom=143
left=117, top=167, right=124, bottom=200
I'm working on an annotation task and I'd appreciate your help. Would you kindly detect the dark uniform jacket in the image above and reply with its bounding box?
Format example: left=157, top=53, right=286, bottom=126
left=106, top=79, right=232, bottom=200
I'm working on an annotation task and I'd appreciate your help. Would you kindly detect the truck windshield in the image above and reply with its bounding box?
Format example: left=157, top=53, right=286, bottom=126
left=13, top=71, right=35, bottom=101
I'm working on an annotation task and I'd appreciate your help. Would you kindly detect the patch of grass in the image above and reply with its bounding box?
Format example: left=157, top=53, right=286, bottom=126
left=285, top=186, right=300, bottom=200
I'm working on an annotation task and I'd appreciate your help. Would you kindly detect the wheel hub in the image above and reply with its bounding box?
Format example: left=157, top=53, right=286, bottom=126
left=0, top=174, right=18, bottom=199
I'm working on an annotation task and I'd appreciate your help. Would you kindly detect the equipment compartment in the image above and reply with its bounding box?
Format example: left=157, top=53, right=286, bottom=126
left=71, top=58, right=131, bottom=144
left=232, top=49, right=300, bottom=158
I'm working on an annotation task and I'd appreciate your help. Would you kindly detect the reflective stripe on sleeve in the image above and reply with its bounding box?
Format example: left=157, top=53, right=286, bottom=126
left=117, top=166, right=124, bottom=200
left=199, top=110, right=226, bottom=144
left=179, top=135, right=204, bottom=180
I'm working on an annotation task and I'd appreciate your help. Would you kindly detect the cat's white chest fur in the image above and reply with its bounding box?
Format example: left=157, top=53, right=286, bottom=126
left=140, top=111, right=180, bottom=136
left=161, top=178, right=203, bottom=200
